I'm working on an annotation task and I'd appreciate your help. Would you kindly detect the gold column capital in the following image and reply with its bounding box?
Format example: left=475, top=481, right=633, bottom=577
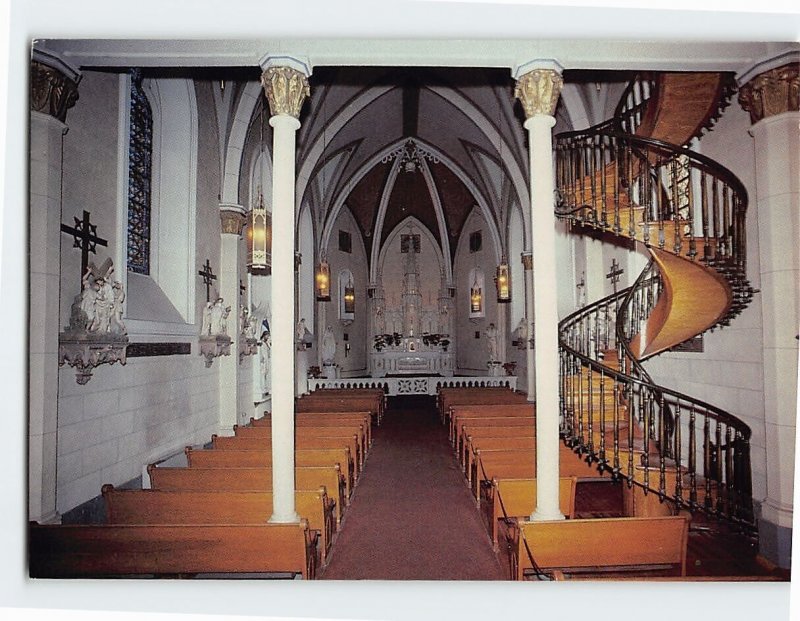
left=261, top=66, right=311, bottom=119
left=521, top=252, right=533, bottom=271
left=30, top=59, right=80, bottom=122
left=220, top=206, right=247, bottom=235
left=738, top=62, right=799, bottom=125
left=514, top=68, right=563, bottom=119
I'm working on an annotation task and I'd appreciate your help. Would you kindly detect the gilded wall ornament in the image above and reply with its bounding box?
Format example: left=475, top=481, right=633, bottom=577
left=521, top=253, right=534, bottom=271
left=514, top=69, right=563, bottom=119
left=738, top=62, right=799, bottom=124
left=220, top=209, right=247, bottom=235
left=30, top=60, right=80, bottom=122
left=261, top=66, right=310, bottom=119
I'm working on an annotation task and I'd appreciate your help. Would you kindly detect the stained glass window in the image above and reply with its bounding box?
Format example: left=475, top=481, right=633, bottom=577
left=127, top=69, right=153, bottom=274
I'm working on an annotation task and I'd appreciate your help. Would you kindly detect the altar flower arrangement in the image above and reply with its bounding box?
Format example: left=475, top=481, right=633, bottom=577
left=373, top=333, right=402, bottom=351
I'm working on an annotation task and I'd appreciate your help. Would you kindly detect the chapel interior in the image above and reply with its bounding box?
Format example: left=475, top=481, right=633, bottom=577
left=23, top=31, right=800, bottom=594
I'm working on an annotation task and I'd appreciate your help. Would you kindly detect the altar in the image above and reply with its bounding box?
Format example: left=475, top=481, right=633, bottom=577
left=369, top=339, right=453, bottom=377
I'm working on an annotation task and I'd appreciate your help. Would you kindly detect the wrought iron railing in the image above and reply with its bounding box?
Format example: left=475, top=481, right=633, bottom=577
left=555, top=128, right=755, bottom=326
left=560, top=286, right=755, bottom=528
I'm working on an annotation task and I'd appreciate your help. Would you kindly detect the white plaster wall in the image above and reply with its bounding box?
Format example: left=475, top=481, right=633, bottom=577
left=642, top=103, right=768, bottom=504
left=51, top=75, right=225, bottom=513
left=324, top=207, right=368, bottom=374
left=454, top=208, right=500, bottom=373
left=56, top=358, right=218, bottom=512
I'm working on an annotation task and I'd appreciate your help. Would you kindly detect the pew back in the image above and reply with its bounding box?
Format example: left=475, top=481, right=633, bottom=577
left=29, top=520, right=317, bottom=579
left=509, top=515, right=690, bottom=580
left=147, top=465, right=347, bottom=521
left=102, top=485, right=335, bottom=564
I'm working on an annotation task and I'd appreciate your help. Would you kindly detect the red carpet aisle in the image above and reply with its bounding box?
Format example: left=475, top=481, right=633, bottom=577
left=320, top=396, right=506, bottom=580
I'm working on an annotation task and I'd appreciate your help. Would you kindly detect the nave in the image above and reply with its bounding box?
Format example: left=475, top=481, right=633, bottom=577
left=320, top=396, right=505, bottom=580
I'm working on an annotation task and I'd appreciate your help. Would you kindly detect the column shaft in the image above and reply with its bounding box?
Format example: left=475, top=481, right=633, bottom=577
left=522, top=253, right=535, bottom=401
left=218, top=228, right=241, bottom=432
left=269, top=113, right=301, bottom=523
left=526, top=114, right=564, bottom=521
left=29, top=111, right=67, bottom=523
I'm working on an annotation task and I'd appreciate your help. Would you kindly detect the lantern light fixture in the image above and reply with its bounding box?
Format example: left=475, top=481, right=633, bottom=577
left=316, top=260, right=331, bottom=301
left=470, top=274, right=483, bottom=314
left=496, top=258, right=511, bottom=303
left=343, top=275, right=355, bottom=314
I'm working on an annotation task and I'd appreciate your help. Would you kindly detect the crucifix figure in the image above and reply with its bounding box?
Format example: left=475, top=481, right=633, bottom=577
left=198, top=259, right=217, bottom=303
left=606, top=258, right=624, bottom=295
left=61, top=210, right=108, bottom=285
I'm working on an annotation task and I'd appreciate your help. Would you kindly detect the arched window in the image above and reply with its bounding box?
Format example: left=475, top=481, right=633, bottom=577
left=126, top=69, right=153, bottom=275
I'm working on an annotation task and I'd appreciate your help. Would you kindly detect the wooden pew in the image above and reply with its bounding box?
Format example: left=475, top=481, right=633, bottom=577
left=298, top=392, right=384, bottom=425
left=507, top=515, right=690, bottom=580
left=29, top=520, right=317, bottom=579
left=437, top=387, right=526, bottom=424
left=448, top=403, right=535, bottom=444
left=307, top=387, right=386, bottom=417
left=102, top=484, right=336, bottom=564
left=251, top=413, right=372, bottom=449
left=485, top=477, right=577, bottom=549
left=453, top=416, right=535, bottom=457
left=185, top=446, right=355, bottom=498
left=471, top=446, right=603, bottom=499
left=215, top=432, right=362, bottom=476
left=243, top=420, right=369, bottom=466
left=147, top=464, right=348, bottom=522
left=463, top=436, right=535, bottom=478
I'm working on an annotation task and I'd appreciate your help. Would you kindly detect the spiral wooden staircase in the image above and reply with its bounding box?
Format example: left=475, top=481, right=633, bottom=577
left=555, top=73, right=757, bottom=530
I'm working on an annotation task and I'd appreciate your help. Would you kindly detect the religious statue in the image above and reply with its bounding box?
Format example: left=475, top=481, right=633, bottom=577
left=60, top=258, right=128, bottom=384
left=514, top=317, right=528, bottom=349
left=321, top=325, right=337, bottom=364
left=438, top=302, right=450, bottom=335
left=240, top=305, right=257, bottom=340
left=259, top=330, right=271, bottom=394
left=68, top=260, right=127, bottom=336
left=109, top=281, right=126, bottom=335
left=374, top=305, right=386, bottom=335
left=485, top=322, right=499, bottom=362
left=200, top=297, right=230, bottom=337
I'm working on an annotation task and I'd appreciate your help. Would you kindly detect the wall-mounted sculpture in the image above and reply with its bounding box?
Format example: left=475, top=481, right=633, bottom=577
left=59, top=258, right=129, bottom=384
left=198, top=294, right=232, bottom=368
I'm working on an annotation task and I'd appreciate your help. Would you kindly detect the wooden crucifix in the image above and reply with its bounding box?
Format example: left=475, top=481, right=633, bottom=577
left=198, top=259, right=217, bottom=302
left=60, top=210, right=108, bottom=284
left=606, top=259, right=624, bottom=295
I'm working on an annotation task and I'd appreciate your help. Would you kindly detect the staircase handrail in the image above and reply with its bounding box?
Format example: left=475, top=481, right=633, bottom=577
left=560, top=294, right=750, bottom=441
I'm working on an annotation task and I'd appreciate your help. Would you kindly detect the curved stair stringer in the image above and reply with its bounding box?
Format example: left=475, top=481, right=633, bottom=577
left=636, top=72, right=735, bottom=146
left=629, top=245, right=732, bottom=360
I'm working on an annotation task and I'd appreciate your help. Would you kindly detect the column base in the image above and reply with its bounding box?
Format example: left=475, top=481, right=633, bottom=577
left=30, top=510, right=61, bottom=525
left=529, top=508, right=565, bottom=522
left=758, top=518, right=792, bottom=569
left=269, top=512, right=301, bottom=524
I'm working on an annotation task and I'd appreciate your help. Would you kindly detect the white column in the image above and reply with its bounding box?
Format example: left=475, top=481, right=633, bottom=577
left=738, top=61, right=799, bottom=568
left=522, top=252, right=535, bottom=401
left=515, top=62, right=565, bottom=522
left=29, top=51, right=81, bottom=524
left=218, top=206, right=246, bottom=432
left=262, top=60, right=311, bottom=523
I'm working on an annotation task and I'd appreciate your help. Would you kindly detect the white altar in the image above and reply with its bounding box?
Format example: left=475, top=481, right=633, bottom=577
left=369, top=223, right=455, bottom=378
left=369, top=337, right=453, bottom=377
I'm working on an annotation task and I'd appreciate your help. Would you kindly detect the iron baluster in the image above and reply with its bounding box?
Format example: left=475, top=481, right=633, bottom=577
left=658, top=391, right=667, bottom=499
left=674, top=401, right=683, bottom=506
left=600, top=138, right=609, bottom=228
left=711, top=179, right=720, bottom=265
left=689, top=406, right=697, bottom=508
left=715, top=420, right=723, bottom=515
left=725, top=425, right=735, bottom=519
left=687, top=166, right=697, bottom=260
left=701, top=170, right=711, bottom=263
